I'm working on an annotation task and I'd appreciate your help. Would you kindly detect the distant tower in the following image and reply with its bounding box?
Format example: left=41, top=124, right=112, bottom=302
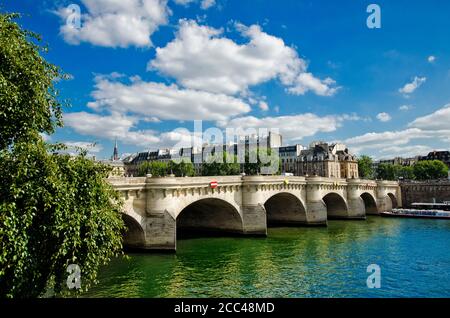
left=113, top=139, right=119, bottom=161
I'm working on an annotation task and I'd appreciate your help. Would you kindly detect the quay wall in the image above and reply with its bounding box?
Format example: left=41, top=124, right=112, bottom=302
left=401, top=181, right=450, bottom=207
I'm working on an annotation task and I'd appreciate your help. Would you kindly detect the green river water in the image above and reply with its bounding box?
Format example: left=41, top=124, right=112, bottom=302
left=84, top=216, right=450, bottom=298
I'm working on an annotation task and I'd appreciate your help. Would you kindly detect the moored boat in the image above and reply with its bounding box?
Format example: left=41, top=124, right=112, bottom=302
left=381, top=208, right=450, bottom=220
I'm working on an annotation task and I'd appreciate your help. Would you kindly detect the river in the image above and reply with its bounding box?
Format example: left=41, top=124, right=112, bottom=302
left=84, top=216, right=450, bottom=298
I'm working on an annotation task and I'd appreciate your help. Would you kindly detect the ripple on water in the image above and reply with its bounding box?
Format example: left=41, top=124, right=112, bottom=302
left=84, top=216, right=450, bottom=298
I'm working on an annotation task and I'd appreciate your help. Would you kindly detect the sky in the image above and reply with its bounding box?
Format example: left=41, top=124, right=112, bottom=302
left=2, top=0, right=450, bottom=160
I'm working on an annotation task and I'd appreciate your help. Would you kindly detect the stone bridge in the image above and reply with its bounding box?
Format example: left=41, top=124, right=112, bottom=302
left=109, top=176, right=401, bottom=252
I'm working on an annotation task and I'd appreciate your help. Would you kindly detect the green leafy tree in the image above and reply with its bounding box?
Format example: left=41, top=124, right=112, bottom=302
left=244, top=147, right=280, bottom=175
left=138, top=161, right=169, bottom=177
left=413, top=160, right=448, bottom=181
left=358, top=155, right=374, bottom=179
left=202, top=152, right=241, bottom=176
left=0, top=13, right=64, bottom=150
left=0, top=13, right=125, bottom=298
left=376, top=163, right=397, bottom=180
left=169, top=160, right=195, bottom=177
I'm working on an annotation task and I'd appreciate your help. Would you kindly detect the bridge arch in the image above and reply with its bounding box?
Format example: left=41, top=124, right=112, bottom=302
left=361, top=192, right=379, bottom=214
left=176, top=198, right=244, bottom=238
left=322, top=193, right=349, bottom=219
left=122, top=213, right=146, bottom=249
left=384, top=192, right=399, bottom=211
left=264, top=193, right=307, bottom=226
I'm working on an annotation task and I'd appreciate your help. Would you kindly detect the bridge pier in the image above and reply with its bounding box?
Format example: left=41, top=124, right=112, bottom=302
left=144, top=211, right=176, bottom=251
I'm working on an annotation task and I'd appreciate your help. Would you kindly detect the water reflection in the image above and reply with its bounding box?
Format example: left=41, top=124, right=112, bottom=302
left=85, top=217, right=450, bottom=298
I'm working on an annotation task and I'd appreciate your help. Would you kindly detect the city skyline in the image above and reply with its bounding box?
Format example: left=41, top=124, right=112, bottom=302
left=4, top=0, right=450, bottom=160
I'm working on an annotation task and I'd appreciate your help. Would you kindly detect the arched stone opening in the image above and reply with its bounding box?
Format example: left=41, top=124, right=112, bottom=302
left=323, top=193, right=349, bottom=219
left=264, top=193, right=307, bottom=226
left=386, top=193, right=398, bottom=210
left=122, top=214, right=145, bottom=249
left=177, top=198, right=244, bottom=239
left=361, top=192, right=379, bottom=215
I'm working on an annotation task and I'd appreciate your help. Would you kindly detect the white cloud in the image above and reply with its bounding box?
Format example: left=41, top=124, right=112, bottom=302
left=259, top=101, right=269, bottom=111
left=87, top=75, right=251, bottom=121
left=149, top=20, right=338, bottom=96
left=376, top=112, right=392, bottom=122
left=57, top=0, right=170, bottom=48
left=200, top=0, right=216, bottom=10
left=220, top=113, right=361, bottom=142
left=428, top=55, right=436, bottom=63
left=346, top=128, right=431, bottom=152
left=398, top=76, right=426, bottom=95
left=409, top=104, right=450, bottom=130
left=64, top=111, right=160, bottom=147
left=399, top=105, right=412, bottom=111
left=288, top=73, right=339, bottom=96
left=377, top=145, right=434, bottom=159
left=174, top=0, right=195, bottom=5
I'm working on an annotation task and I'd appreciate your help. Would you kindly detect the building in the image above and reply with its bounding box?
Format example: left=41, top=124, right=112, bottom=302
left=379, top=156, right=418, bottom=167
left=278, top=145, right=304, bottom=174
left=296, top=142, right=359, bottom=179
left=124, top=132, right=283, bottom=176
left=419, top=151, right=450, bottom=168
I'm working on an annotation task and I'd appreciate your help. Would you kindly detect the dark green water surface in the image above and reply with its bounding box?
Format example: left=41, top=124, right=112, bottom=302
left=84, top=216, right=450, bottom=298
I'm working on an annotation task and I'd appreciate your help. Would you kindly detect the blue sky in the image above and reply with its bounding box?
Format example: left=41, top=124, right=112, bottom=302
left=3, top=0, right=450, bottom=160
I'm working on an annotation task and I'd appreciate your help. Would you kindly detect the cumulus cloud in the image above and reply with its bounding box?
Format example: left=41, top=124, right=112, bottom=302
left=64, top=111, right=207, bottom=149
left=220, top=113, right=361, bottom=142
left=376, top=112, right=392, bottom=122
left=149, top=20, right=338, bottom=96
left=259, top=101, right=269, bottom=111
left=57, top=0, right=170, bottom=48
left=409, top=103, right=450, bottom=130
left=399, top=76, right=426, bottom=95
left=87, top=75, right=251, bottom=121
left=399, top=105, right=412, bottom=111
left=64, top=111, right=160, bottom=147
left=200, top=0, right=216, bottom=9
left=428, top=55, right=436, bottom=63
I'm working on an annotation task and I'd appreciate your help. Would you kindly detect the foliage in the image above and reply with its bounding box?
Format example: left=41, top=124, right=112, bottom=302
left=202, top=152, right=241, bottom=176
left=0, top=13, right=65, bottom=150
left=376, top=163, right=415, bottom=181
left=0, top=13, right=125, bottom=298
left=0, top=140, right=125, bottom=298
left=243, top=147, right=280, bottom=175
left=413, top=160, right=448, bottom=181
left=376, top=160, right=448, bottom=181
left=169, top=160, right=195, bottom=177
left=358, top=155, right=374, bottom=179
left=138, top=161, right=170, bottom=177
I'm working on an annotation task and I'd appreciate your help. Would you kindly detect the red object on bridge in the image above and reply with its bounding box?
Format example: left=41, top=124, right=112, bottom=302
left=210, top=181, right=218, bottom=189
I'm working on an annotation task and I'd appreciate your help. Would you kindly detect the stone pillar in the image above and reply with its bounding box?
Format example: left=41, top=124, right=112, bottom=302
left=346, top=185, right=366, bottom=219
left=143, top=211, right=176, bottom=251
left=241, top=177, right=268, bottom=236
left=305, top=181, right=327, bottom=225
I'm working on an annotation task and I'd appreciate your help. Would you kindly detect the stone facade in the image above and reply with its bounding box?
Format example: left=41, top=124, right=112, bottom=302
left=110, top=175, right=400, bottom=252
left=401, top=181, right=450, bottom=208
left=297, top=142, right=359, bottom=179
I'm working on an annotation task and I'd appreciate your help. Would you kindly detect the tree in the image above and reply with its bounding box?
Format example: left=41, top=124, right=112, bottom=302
left=358, top=155, right=374, bottom=179
left=376, top=163, right=397, bottom=180
left=138, top=161, right=169, bottom=177
left=169, top=160, right=195, bottom=177
left=243, top=147, right=280, bottom=175
left=413, top=160, right=448, bottom=181
left=0, top=13, right=64, bottom=150
left=0, top=13, right=124, bottom=298
left=202, top=152, right=241, bottom=176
